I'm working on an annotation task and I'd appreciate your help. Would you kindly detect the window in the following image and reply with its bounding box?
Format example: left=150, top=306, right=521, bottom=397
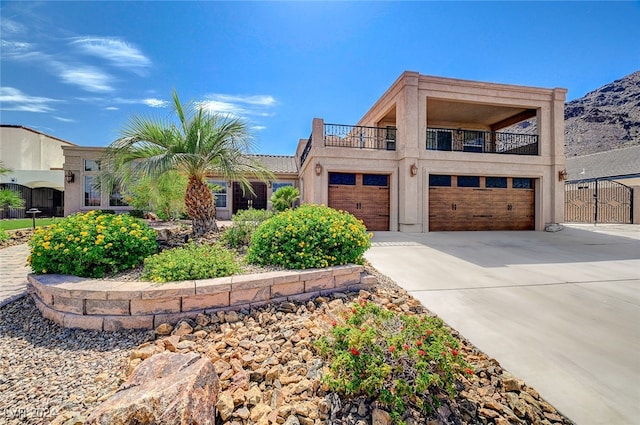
left=457, top=176, right=480, bottom=188
left=513, top=178, right=533, bottom=189
left=84, top=159, right=100, bottom=172
left=329, top=172, right=356, bottom=185
left=209, top=181, right=227, bottom=208
left=463, top=131, right=485, bottom=153
left=84, top=176, right=100, bottom=206
left=109, top=183, right=128, bottom=207
left=363, top=174, right=388, bottom=186
left=427, top=129, right=453, bottom=151
left=486, top=177, right=508, bottom=188
left=429, top=175, right=451, bottom=187
left=272, top=182, right=293, bottom=192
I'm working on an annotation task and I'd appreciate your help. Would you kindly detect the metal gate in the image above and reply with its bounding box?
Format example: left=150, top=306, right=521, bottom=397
left=565, top=179, right=633, bottom=224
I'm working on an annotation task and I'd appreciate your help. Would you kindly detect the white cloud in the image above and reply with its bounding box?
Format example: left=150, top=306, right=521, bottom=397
left=58, top=65, right=114, bottom=92
left=197, top=94, right=277, bottom=118
left=0, top=87, right=60, bottom=113
left=53, top=116, right=75, bottom=123
left=70, top=37, right=151, bottom=75
left=252, top=125, right=267, bottom=131
left=0, top=40, right=32, bottom=57
left=0, top=17, right=26, bottom=35
left=104, top=106, right=119, bottom=111
left=143, top=98, right=168, bottom=108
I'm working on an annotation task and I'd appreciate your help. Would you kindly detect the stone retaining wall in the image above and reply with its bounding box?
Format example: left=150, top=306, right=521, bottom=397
left=28, top=265, right=374, bottom=331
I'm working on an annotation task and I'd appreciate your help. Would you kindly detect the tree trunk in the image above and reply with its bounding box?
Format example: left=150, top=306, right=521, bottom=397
left=185, top=176, right=218, bottom=235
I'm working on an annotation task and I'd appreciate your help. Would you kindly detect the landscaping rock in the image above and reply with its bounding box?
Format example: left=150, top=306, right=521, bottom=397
left=85, top=352, right=219, bottom=425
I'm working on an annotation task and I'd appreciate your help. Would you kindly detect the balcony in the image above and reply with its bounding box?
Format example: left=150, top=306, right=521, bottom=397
left=324, top=124, right=397, bottom=151
left=426, top=128, right=538, bottom=156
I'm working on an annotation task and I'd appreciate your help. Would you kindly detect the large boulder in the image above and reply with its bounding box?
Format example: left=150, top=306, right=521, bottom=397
left=85, top=352, right=219, bottom=425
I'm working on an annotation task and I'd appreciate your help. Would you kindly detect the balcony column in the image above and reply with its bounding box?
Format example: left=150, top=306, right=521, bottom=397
left=550, top=88, right=568, bottom=225
left=396, top=71, right=422, bottom=232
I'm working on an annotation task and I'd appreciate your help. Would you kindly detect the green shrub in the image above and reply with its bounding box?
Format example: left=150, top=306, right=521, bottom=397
left=316, top=299, right=472, bottom=423
left=222, top=208, right=274, bottom=248
left=271, top=186, right=300, bottom=212
left=28, top=211, right=157, bottom=278
left=142, top=242, right=240, bottom=283
left=0, top=228, right=9, bottom=242
left=246, top=204, right=371, bottom=269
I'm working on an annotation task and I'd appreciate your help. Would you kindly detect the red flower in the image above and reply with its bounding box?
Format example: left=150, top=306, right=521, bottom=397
left=403, top=344, right=409, bottom=350
left=419, top=350, right=426, bottom=356
left=425, top=329, right=433, bottom=336
left=416, top=340, right=423, bottom=347
left=359, top=298, right=367, bottom=307
left=451, top=349, right=459, bottom=357
left=351, top=308, right=357, bottom=314
left=465, top=368, right=474, bottom=375
left=389, top=345, right=396, bottom=353
left=350, top=347, right=360, bottom=356
left=331, top=321, right=337, bottom=327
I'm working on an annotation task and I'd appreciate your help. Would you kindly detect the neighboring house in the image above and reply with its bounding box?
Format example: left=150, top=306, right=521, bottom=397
left=62, top=146, right=298, bottom=219
left=296, top=71, right=567, bottom=231
left=0, top=125, right=75, bottom=217
left=564, top=146, right=640, bottom=224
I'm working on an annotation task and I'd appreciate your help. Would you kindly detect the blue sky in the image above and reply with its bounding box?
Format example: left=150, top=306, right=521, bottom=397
left=1, top=1, right=639, bottom=155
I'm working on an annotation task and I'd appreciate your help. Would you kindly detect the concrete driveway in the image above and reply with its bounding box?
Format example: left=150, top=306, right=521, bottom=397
left=365, top=224, right=640, bottom=425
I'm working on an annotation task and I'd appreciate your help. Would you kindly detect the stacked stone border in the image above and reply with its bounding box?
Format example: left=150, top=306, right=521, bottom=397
left=28, top=265, right=374, bottom=331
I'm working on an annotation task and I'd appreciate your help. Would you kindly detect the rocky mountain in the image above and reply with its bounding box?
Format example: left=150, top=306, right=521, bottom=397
left=564, top=70, right=640, bottom=157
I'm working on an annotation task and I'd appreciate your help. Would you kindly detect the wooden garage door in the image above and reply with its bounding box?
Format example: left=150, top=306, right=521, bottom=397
left=429, top=176, right=534, bottom=231
left=328, top=172, right=390, bottom=231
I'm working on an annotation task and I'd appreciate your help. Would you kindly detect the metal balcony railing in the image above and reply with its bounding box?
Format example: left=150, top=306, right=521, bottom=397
left=300, top=132, right=312, bottom=166
left=426, top=128, right=539, bottom=156
left=324, top=124, right=397, bottom=151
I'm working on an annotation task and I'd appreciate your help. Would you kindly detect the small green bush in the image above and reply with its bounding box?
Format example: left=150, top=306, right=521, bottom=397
left=222, top=208, right=274, bottom=248
left=316, top=299, right=472, bottom=423
left=28, top=210, right=157, bottom=278
left=246, top=204, right=371, bottom=269
left=0, top=228, right=9, bottom=242
left=142, top=242, right=240, bottom=283
left=271, top=186, right=300, bottom=212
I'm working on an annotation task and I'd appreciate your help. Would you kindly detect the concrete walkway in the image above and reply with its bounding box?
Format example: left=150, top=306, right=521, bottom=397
left=365, top=224, right=640, bottom=425
left=0, top=244, right=30, bottom=307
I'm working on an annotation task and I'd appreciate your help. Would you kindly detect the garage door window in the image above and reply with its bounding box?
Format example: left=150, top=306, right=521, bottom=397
left=513, top=178, right=533, bottom=189
left=457, top=176, right=480, bottom=187
left=486, top=177, right=508, bottom=188
left=429, top=175, right=451, bottom=187
left=363, top=174, right=388, bottom=186
left=329, top=172, right=356, bottom=185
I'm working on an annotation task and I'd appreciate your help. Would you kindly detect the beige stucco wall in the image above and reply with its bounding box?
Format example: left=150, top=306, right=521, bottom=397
left=299, top=72, right=567, bottom=232
left=0, top=126, right=73, bottom=190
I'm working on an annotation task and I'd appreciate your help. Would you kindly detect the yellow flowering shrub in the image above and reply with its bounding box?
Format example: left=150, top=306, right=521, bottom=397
left=28, top=210, right=157, bottom=278
left=246, top=204, right=371, bottom=269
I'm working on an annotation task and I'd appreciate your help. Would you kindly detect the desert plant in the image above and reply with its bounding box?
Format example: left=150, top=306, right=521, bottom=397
left=271, top=186, right=299, bottom=212
left=141, top=242, right=240, bottom=283
left=316, top=299, right=472, bottom=423
left=100, top=90, right=273, bottom=235
left=28, top=211, right=157, bottom=278
left=122, top=171, right=187, bottom=220
left=221, top=208, right=274, bottom=248
left=246, top=204, right=371, bottom=269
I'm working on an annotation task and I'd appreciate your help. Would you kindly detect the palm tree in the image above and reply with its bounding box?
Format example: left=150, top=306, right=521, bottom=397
left=101, top=91, right=273, bottom=235
left=0, top=161, right=25, bottom=218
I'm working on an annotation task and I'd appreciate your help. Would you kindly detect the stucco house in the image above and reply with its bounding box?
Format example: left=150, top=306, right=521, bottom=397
left=0, top=125, right=75, bottom=217
left=61, top=71, right=568, bottom=231
left=61, top=146, right=298, bottom=219
left=297, top=71, right=567, bottom=231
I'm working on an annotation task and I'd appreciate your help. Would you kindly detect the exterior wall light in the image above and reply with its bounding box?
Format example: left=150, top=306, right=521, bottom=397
left=315, top=163, right=323, bottom=176
left=410, top=163, right=418, bottom=177
left=558, top=169, right=568, bottom=181
left=65, top=170, right=75, bottom=183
